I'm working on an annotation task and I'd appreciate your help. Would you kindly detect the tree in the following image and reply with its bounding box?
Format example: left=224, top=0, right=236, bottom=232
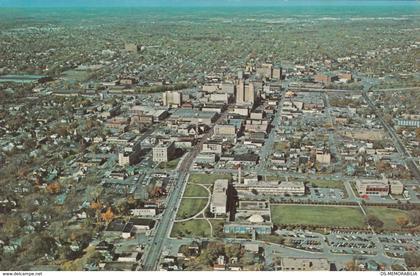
left=101, top=207, right=114, bottom=224
left=366, top=215, right=384, bottom=229
left=408, top=209, right=420, bottom=225
left=416, top=128, right=420, bottom=142
left=404, top=251, right=420, bottom=269
left=345, top=260, right=356, bottom=271
left=396, top=216, right=409, bottom=228
left=1, top=216, right=23, bottom=237
left=46, top=182, right=61, bottom=194
left=27, top=233, right=57, bottom=259
left=225, top=244, right=242, bottom=259
left=376, top=160, right=391, bottom=173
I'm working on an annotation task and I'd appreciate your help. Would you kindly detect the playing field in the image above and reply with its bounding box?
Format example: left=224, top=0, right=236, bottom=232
left=271, top=205, right=366, bottom=228
left=172, top=219, right=211, bottom=238
left=176, top=198, right=207, bottom=219
left=183, top=184, right=209, bottom=197
left=366, top=206, right=410, bottom=230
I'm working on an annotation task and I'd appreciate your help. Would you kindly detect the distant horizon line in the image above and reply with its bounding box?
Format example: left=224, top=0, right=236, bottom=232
left=0, top=0, right=419, bottom=8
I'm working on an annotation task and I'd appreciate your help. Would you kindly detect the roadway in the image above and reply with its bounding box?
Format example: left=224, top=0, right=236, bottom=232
left=141, top=110, right=228, bottom=270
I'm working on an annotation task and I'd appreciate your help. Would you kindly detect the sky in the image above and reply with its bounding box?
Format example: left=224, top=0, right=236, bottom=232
left=0, top=0, right=417, bottom=8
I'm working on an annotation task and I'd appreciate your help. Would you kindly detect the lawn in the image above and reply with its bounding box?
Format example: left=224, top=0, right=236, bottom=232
left=171, top=219, right=211, bottom=238
left=183, top=184, right=209, bottom=197
left=265, top=175, right=287, bottom=182
left=209, top=219, right=225, bottom=237
left=176, top=198, right=207, bottom=219
left=309, top=179, right=344, bottom=189
left=158, top=157, right=181, bottom=170
left=366, top=207, right=410, bottom=230
left=271, top=205, right=366, bottom=228
left=188, top=173, right=231, bottom=185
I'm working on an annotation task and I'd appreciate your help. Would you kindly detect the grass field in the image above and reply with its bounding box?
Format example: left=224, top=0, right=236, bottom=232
left=271, top=205, right=366, bottom=228
left=176, top=198, right=207, bottom=219
left=209, top=219, right=225, bottom=237
left=309, top=179, right=344, bottom=189
left=188, top=173, right=231, bottom=185
left=264, top=175, right=287, bottom=182
left=171, top=219, right=211, bottom=238
left=183, top=184, right=209, bottom=197
left=366, top=206, right=410, bottom=230
left=158, top=157, right=181, bottom=170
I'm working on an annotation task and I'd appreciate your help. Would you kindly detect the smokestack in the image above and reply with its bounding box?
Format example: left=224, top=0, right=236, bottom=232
left=238, top=165, right=241, bottom=184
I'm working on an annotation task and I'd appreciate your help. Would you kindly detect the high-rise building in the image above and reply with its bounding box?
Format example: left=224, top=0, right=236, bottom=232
left=236, top=80, right=256, bottom=105
left=162, top=91, right=183, bottom=107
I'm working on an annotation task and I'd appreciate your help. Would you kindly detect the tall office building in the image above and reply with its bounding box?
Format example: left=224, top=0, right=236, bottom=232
left=236, top=80, right=256, bottom=105
left=162, top=91, right=183, bottom=107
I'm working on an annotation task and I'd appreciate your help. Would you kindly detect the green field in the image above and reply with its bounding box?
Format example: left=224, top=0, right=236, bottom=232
left=366, top=207, right=410, bottom=230
left=171, top=219, right=211, bottom=238
left=271, top=205, right=366, bottom=228
left=309, top=179, right=344, bottom=189
left=188, top=173, right=231, bottom=185
left=158, top=157, right=181, bottom=170
left=209, top=219, right=225, bottom=237
left=176, top=198, right=207, bottom=219
left=183, top=184, right=209, bottom=197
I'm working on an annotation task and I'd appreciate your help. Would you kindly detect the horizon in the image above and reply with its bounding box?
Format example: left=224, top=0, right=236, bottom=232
left=0, top=0, right=419, bottom=8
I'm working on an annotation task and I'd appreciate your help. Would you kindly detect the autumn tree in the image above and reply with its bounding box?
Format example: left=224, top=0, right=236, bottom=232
left=396, top=216, right=409, bottom=228
left=46, top=182, right=61, bottom=194
left=101, top=207, right=114, bottom=224
left=345, top=260, right=357, bottom=271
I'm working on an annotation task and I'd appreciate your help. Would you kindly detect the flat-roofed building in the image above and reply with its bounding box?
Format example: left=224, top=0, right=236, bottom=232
left=210, top=179, right=229, bottom=215
left=280, top=257, right=329, bottom=271
left=214, top=124, right=237, bottom=137
left=256, top=63, right=273, bottom=79
left=236, top=80, right=256, bottom=106
left=390, top=180, right=404, bottom=195
left=355, top=179, right=390, bottom=196
left=162, top=91, right=183, bottom=107
left=195, top=153, right=216, bottom=164
left=235, top=180, right=305, bottom=196
left=224, top=200, right=273, bottom=234
left=202, top=142, right=223, bottom=155
left=170, top=109, right=218, bottom=125
left=316, top=150, right=331, bottom=164
left=153, top=141, right=176, bottom=163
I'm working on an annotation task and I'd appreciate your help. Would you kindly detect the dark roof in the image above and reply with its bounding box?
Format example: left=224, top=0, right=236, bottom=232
left=234, top=153, right=259, bottom=162
left=123, top=222, right=134, bottom=233
left=106, top=220, right=125, bottom=232
left=128, top=218, right=155, bottom=228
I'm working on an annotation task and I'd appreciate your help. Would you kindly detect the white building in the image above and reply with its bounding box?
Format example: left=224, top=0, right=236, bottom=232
left=210, top=179, right=229, bottom=215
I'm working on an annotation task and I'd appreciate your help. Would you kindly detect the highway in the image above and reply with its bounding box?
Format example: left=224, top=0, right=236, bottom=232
left=141, top=110, right=228, bottom=270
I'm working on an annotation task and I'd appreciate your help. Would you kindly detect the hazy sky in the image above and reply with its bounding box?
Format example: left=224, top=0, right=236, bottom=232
left=0, top=0, right=417, bottom=7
